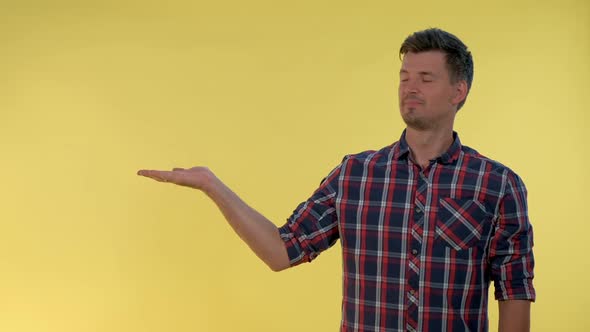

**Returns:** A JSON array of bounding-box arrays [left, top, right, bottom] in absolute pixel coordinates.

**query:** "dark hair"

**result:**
[[399, 28, 474, 110]]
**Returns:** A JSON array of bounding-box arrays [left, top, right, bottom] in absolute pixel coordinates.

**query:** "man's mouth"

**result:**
[[404, 99, 423, 106]]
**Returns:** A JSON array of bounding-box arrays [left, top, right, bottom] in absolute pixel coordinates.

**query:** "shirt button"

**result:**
[[409, 289, 415, 295], [411, 249, 418, 255], [415, 207, 421, 214]]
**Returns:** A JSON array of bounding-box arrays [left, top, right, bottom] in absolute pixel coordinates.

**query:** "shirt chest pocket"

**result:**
[[435, 197, 494, 251]]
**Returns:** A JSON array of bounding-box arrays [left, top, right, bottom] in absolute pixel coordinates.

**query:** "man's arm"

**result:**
[[137, 166, 291, 272], [489, 171, 536, 331], [498, 300, 531, 332]]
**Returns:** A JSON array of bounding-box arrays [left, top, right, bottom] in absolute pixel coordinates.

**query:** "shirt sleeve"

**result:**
[[489, 170, 536, 302], [277, 158, 345, 267]]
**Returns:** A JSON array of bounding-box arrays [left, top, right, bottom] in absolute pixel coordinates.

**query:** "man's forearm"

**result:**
[[498, 300, 531, 332], [203, 173, 291, 272]]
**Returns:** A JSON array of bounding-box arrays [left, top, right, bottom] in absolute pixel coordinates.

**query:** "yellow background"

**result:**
[[1, 0, 588, 331]]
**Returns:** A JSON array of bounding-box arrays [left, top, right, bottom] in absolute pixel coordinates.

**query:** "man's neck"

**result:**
[[405, 127, 454, 169]]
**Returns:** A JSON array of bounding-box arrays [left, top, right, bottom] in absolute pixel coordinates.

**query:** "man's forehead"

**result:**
[[400, 51, 447, 73]]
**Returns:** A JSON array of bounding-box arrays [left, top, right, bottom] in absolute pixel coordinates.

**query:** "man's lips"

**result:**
[[404, 99, 424, 106]]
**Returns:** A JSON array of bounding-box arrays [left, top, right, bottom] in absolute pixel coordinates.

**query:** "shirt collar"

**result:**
[[392, 129, 462, 165]]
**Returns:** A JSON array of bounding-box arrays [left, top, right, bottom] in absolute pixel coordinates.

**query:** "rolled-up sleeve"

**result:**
[[278, 159, 345, 267], [490, 171, 536, 302]]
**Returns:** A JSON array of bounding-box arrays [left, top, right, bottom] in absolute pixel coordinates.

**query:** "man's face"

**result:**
[[398, 51, 463, 131]]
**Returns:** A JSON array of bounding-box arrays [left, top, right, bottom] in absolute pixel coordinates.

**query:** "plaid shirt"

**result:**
[[278, 130, 535, 332]]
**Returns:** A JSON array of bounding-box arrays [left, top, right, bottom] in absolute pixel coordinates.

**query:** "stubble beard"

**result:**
[[401, 107, 433, 131]]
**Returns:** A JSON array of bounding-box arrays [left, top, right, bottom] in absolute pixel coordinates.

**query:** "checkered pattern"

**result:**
[[279, 130, 535, 331]]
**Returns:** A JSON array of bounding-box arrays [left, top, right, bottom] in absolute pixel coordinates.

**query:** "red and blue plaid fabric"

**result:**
[[279, 130, 535, 332]]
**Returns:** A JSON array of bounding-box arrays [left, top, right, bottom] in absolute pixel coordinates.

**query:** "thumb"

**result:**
[[172, 168, 186, 171]]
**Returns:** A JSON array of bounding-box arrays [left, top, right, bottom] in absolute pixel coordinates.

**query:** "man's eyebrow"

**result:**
[[399, 70, 436, 76]]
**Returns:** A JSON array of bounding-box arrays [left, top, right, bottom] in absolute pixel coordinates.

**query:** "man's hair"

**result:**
[[399, 28, 474, 110]]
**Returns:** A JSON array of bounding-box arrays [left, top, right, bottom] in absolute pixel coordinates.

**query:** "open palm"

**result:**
[[137, 167, 211, 190]]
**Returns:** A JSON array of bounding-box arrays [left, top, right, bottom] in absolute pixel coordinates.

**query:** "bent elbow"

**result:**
[[269, 263, 288, 272], [268, 259, 290, 272]]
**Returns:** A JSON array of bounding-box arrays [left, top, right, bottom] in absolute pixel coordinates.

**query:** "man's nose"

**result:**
[[402, 83, 419, 96], [400, 79, 419, 94]]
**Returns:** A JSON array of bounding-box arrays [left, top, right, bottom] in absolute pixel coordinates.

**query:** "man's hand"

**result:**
[[137, 167, 212, 191]]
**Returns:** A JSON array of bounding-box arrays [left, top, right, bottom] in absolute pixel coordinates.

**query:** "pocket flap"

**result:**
[[435, 198, 492, 251]]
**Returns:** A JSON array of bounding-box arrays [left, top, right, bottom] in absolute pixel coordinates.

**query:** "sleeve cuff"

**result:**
[[494, 278, 536, 302], [278, 225, 310, 267]]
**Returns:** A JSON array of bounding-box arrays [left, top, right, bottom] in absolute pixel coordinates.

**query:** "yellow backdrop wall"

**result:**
[[1, 0, 588, 331]]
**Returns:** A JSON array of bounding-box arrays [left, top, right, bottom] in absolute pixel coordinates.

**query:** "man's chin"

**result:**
[[402, 116, 431, 131]]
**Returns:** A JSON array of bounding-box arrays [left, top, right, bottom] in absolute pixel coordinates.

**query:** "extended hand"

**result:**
[[137, 167, 213, 190]]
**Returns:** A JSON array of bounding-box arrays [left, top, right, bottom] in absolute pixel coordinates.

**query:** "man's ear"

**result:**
[[452, 80, 468, 106]]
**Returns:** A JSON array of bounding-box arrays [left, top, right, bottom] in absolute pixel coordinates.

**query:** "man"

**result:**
[[137, 28, 535, 332]]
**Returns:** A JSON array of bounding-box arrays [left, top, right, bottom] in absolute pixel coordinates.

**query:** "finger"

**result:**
[[137, 169, 158, 177], [137, 169, 152, 177], [172, 168, 186, 171], [137, 170, 172, 182]]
